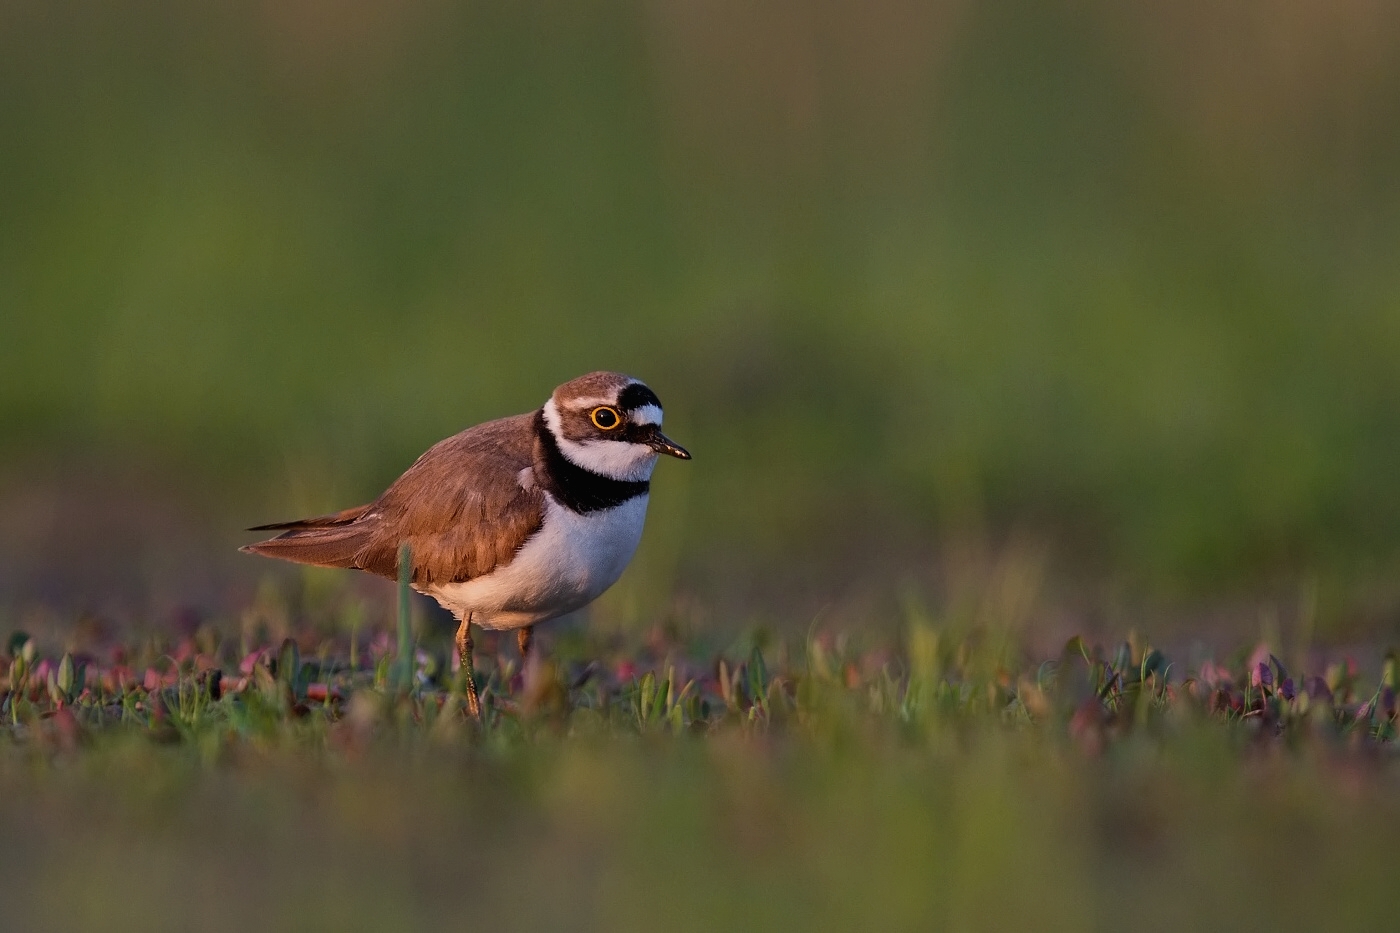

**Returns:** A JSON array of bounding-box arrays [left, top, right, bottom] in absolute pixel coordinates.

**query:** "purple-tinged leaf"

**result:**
[[1247, 643, 1271, 678]]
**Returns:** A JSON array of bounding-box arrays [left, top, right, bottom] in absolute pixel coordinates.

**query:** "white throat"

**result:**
[[543, 398, 660, 482]]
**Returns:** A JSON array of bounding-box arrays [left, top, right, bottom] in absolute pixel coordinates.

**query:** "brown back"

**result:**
[[242, 413, 545, 585]]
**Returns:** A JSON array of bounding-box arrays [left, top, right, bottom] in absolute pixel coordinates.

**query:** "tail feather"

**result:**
[[240, 519, 375, 571]]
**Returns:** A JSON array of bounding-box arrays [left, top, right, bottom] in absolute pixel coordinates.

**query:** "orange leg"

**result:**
[[454, 614, 481, 719]]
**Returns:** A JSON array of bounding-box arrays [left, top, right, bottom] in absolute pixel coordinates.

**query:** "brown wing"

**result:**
[[241, 413, 545, 585]]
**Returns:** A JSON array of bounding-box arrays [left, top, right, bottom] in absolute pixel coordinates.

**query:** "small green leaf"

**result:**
[[748, 647, 768, 711], [8, 656, 27, 692], [638, 672, 656, 723], [56, 653, 74, 700], [277, 638, 301, 694], [651, 674, 668, 722], [255, 660, 279, 702]]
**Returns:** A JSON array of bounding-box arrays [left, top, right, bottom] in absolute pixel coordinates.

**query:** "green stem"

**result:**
[[394, 543, 414, 694]]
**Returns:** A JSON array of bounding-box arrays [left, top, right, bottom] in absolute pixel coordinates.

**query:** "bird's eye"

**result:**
[[590, 406, 621, 430]]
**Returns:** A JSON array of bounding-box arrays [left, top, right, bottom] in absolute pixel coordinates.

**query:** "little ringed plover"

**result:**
[[241, 371, 690, 717]]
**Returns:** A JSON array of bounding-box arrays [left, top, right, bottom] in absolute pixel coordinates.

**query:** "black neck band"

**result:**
[[534, 410, 650, 513]]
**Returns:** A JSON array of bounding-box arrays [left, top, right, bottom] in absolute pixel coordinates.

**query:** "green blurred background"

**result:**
[[3, 0, 1400, 639]]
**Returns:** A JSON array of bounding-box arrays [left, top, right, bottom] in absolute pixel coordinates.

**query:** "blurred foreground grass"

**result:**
[[3, 597, 1400, 932]]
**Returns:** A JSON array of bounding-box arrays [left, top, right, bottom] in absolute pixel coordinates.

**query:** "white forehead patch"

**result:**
[[563, 396, 619, 409], [626, 404, 663, 427], [543, 399, 659, 483]]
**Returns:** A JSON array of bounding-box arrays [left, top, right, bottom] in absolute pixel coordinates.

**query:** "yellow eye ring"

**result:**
[[590, 406, 622, 430]]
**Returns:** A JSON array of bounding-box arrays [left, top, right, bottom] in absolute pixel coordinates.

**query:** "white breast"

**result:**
[[422, 493, 649, 630]]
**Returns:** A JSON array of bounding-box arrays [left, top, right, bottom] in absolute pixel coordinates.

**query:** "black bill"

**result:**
[[644, 427, 691, 460]]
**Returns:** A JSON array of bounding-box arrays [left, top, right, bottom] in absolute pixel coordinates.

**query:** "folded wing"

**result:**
[[240, 413, 544, 585]]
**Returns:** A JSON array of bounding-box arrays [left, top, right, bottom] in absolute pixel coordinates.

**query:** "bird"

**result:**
[[241, 371, 691, 717]]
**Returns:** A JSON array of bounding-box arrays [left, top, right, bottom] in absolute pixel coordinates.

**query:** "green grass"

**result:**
[[3, 591, 1400, 932]]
